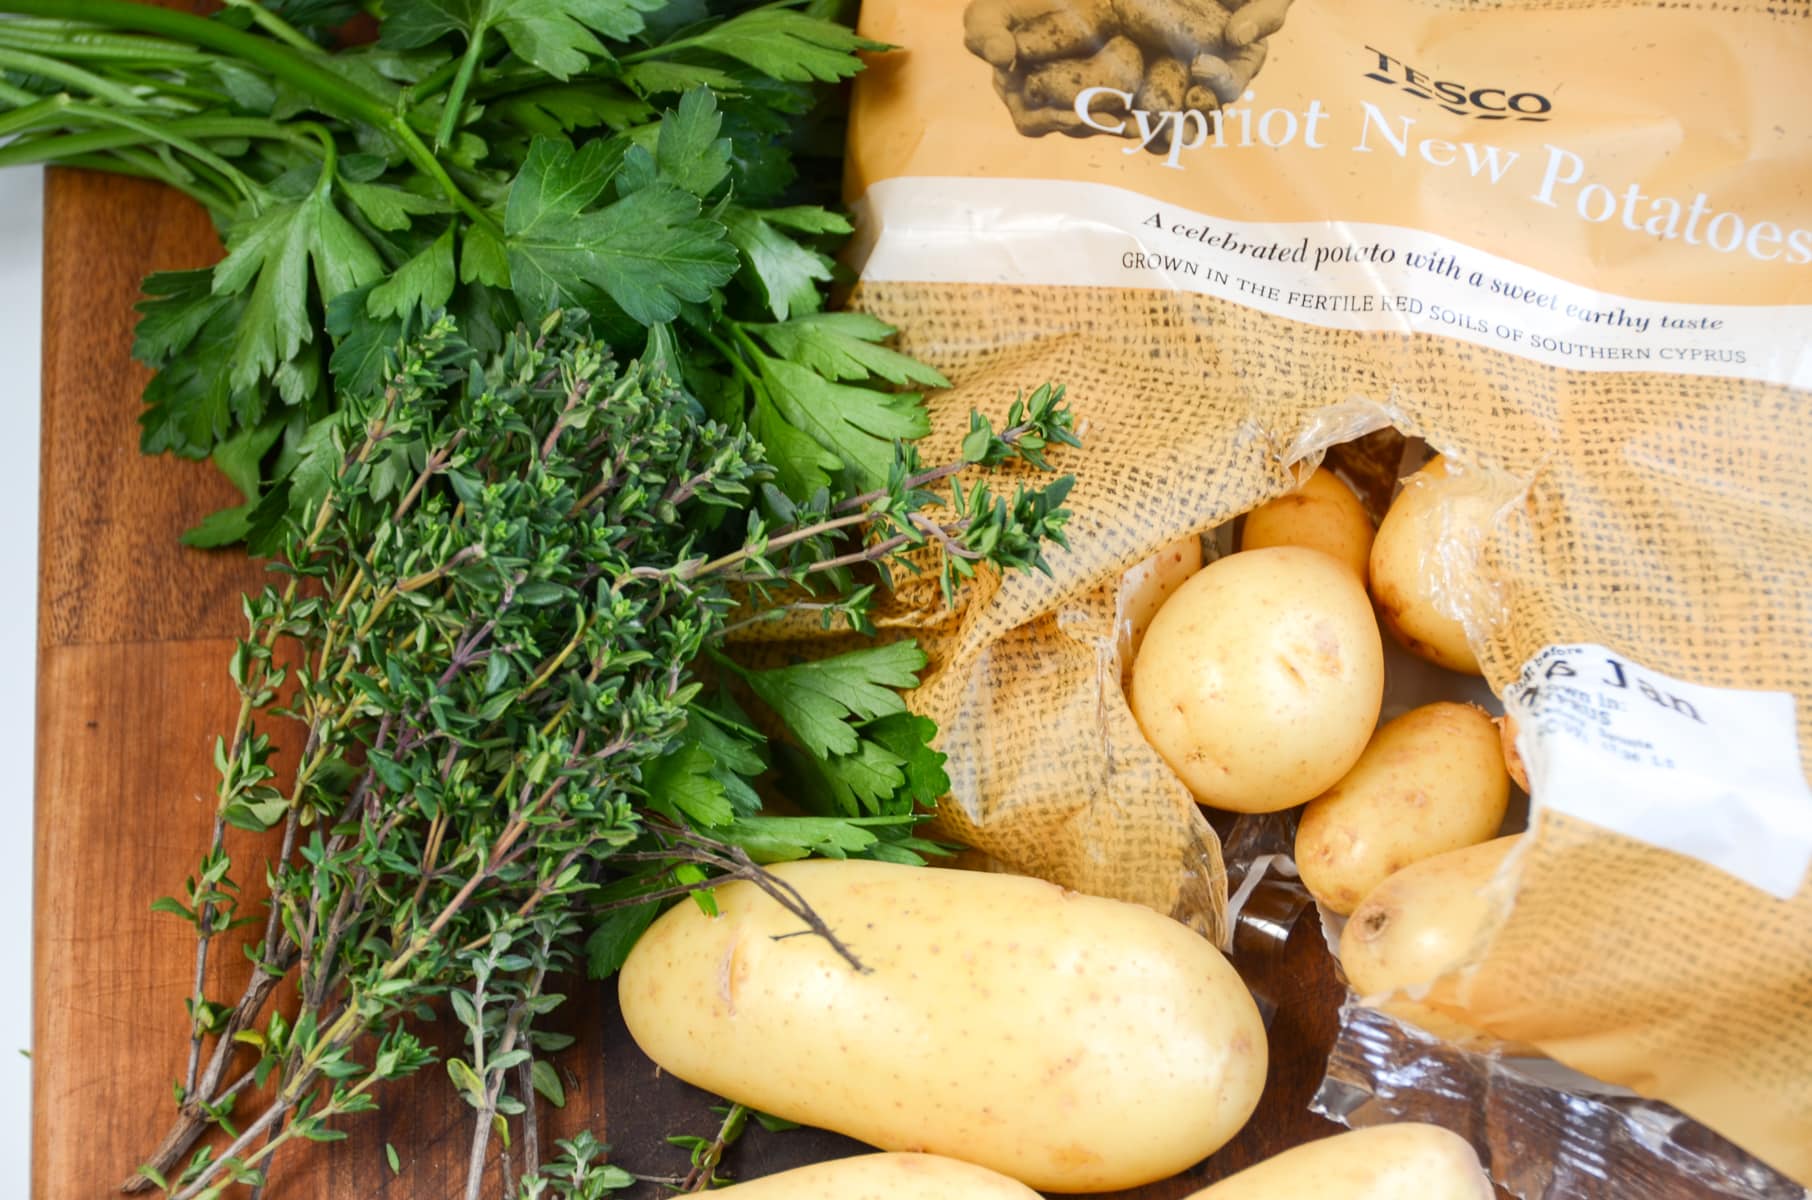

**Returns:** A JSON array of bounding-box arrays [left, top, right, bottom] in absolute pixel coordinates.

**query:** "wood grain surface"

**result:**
[[34, 164, 1426, 1200]]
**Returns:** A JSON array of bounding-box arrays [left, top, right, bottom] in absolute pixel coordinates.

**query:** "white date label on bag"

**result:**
[[1505, 643, 1812, 900]]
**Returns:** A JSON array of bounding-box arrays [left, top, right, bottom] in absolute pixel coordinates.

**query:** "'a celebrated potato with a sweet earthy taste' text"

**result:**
[[1340, 835, 1524, 1048], [1240, 467, 1374, 581], [619, 859, 1268, 1192], [1296, 702, 1511, 914], [1180, 1123, 1492, 1200], [1131, 546, 1385, 812], [1369, 456, 1495, 675], [711, 1152, 1042, 1198]]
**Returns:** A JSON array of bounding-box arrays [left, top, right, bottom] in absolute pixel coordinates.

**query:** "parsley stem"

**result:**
[[0, 45, 140, 105], [404, 55, 465, 110], [0, 21, 219, 66], [220, 0, 321, 56], [700, 327, 763, 393], [54, 100, 264, 207], [435, 21, 488, 153], [0, 0, 503, 236], [60, 148, 233, 212], [0, 1, 384, 120], [0, 95, 65, 140], [0, 115, 315, 170]]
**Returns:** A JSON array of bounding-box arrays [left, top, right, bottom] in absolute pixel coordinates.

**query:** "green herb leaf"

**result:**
[[383, 0, 663, 81], [644, 742, 733, 828], [504, 137, 737, 323], [750, 313, 950, 388], [654, 88, 732, 199], [180, 504, 255, 549], [755, 354, 930, 489], [677, 9, 886, 83], [367, 226, 457, 319], [584, 901, 661, 978], [211, 185, 384, 394], [745, 642, 926, 759], [862, 712, 950, 804], [341, 180, 451, 233], [530, 1059, 566, 1108], [724, 207, 831, 322], [620, 59, 741, 96]]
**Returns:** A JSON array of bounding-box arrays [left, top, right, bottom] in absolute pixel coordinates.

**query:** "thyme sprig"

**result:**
[[142, 312, 1074, 1199]]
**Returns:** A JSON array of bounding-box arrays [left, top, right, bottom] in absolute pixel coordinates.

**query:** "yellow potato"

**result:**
[[619, 859, 1267, 1192], [1340, 835, 1524, 1048], [1118, 535, 1205, 663], [1368, 456, 1493, 675], [1496, 712, 1530, 792], [1296, 702, 1511, 915], [713, 1152, 1041, 1198], [1240, 467, 1374, 581], [1180, 1124, 1492, 1200], [1130, 546, 1385, 813]]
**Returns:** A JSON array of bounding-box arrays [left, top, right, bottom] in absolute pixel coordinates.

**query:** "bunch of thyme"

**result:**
[[141, 311, 1075, 1199]]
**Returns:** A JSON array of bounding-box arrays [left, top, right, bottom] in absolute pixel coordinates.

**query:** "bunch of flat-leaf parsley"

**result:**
[[0, 0, 938, 546]]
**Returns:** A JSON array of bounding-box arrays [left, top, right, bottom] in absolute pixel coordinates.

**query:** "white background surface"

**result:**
[[4, 164, 42, 1192]]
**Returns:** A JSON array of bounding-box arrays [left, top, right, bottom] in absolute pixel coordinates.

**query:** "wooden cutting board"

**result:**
[[32, 164, 1365, 1199]]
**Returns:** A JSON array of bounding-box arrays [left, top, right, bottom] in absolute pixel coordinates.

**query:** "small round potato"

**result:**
[[1240, 467, 1374, 581], [1340, 835, 1524, 1048], [1118, 535, 1204, 663], [713, 1153, 1041, 1198], [1130, 546, 1385, 813], [1368, 456, 1494, 675], [1296, 702, 1510, 915], [1180, 1124, 1492, 1200], [1496, 712, 1530, 792]]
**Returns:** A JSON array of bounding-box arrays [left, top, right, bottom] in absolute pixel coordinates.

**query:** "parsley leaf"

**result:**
[[724, 206, 831, 322], [367, 226, 457, 319], [676, 9, 887, 84], [780, 712, 948, 818], [644, 742, 734, 828], [382, 0, 664, 81], [620, 60, 742, 97], [654, 88, 732, 199], [135, 272, 248, 457], [751, 389, 841, 498], [326, 285, 410, 398], [504, 136, 738, 323], [341, 179, 452, 232], [211, 181, 384, 393], [755, 353, 930, 489], [746, 642, 927, 759], [584, 901, 661, 978], [862, 712, 951, 805], [486, 84, 653, 136], [750, 313, 951, 388]]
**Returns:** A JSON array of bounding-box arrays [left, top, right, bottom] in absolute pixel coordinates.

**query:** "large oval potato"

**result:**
[[714, 1152, 1041, 1198], [1181, 1124, 1491, 1200], [619, 859, 1267, 1192], [1130, 546, 1385, 813], [1340, 835, 1524, 1048], [1368, 456, 1493, 675], [1118, 534, 1204, 663], [1296, 702, 1510, 915], [1240, 467, 1374, 582]]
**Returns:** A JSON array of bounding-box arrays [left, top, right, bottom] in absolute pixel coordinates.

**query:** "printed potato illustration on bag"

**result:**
[[962, 0, 1292, 139], [843, 0, 1812, 1196]]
